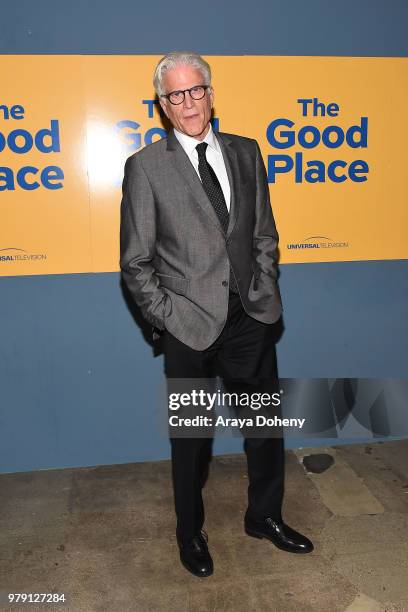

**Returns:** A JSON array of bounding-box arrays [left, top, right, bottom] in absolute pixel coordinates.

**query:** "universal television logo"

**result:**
[[286, 236, 349, 250]]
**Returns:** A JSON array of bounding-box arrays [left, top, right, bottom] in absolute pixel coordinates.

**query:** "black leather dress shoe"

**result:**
[[245, 516, 314, 554], [178, 531, 214, 577]]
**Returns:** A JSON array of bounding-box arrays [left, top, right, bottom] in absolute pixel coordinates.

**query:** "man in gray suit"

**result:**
[[120, 51, 313, 577]]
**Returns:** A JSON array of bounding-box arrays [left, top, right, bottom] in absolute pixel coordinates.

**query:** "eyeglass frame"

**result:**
[[160, 84, 211, 105]]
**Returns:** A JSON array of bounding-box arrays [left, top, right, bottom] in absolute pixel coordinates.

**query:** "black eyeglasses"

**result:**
[[161, 85, 210, 105]]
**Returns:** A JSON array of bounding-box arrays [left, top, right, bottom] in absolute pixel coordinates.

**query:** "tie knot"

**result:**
[[196, 142, 208, 158]]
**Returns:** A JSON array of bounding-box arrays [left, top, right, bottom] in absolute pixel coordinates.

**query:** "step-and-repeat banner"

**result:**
[[1, 55, 407, 276]]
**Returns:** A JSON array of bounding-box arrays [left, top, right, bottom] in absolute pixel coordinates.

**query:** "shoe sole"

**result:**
[[245, 526, 314, 554]]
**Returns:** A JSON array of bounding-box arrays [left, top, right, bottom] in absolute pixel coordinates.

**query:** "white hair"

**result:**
[[153, 51, 211, 97]]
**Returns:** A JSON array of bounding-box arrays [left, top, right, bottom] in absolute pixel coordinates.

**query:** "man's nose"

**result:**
[[183, 91, 194, 108]]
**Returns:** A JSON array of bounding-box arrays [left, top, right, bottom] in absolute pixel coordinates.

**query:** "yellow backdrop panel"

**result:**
[[0, 55, 406, 276], [1, 56, 91, 276]]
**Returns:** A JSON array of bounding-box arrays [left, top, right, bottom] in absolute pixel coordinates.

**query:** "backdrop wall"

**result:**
[[1, 0, 407, 473]]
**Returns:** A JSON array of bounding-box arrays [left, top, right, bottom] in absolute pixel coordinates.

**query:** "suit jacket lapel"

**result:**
[[166, 128, 240, 238], [213, 130, 240, 239], [166, 128, 223, 234]]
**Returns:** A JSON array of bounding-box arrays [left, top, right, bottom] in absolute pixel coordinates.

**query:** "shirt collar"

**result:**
[[173, 123, 220, 157]]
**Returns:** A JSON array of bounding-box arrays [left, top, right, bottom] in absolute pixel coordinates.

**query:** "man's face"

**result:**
[[159, 64, 214, 141]]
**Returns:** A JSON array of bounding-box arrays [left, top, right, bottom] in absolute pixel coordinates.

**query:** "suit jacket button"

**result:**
[[222, 280, 228, 287]]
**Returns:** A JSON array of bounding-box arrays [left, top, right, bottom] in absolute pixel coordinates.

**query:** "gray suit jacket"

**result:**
[[120, 128, 282, 350]]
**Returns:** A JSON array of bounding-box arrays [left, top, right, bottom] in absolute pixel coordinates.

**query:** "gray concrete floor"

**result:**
[[0, 440, 407, 611]]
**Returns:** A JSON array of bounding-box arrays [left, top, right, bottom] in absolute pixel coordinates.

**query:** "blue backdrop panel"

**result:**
[[1, 0, 408, 57], [1, 260, 407, 473]]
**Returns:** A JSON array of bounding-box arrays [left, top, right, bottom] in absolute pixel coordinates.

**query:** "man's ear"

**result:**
[[159, 98, 169, 118], [209, 86, 215, 109]]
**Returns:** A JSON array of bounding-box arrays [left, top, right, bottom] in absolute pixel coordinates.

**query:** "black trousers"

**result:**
[[163, 292, 285, 543]]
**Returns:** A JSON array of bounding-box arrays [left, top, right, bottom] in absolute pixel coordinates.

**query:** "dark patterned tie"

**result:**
[[196, 142, 238, 293], [196, 142, 229, 232]]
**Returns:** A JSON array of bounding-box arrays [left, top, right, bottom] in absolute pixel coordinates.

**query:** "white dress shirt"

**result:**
[[173, 124, 231, 211]]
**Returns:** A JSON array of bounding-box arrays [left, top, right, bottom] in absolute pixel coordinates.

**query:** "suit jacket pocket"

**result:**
[[251, 261, 278, 296], [251, 261, 261, 291], [156, 273, 189, 296]]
